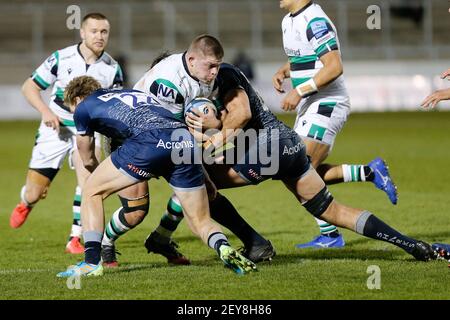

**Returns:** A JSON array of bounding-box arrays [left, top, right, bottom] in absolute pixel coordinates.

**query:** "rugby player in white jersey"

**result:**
[[273, 0, 398, 248], [9, 13, 123, 254], [100, 35, 274, 267]]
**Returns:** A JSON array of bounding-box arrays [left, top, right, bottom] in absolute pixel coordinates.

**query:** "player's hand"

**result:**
[[42, 109, 60, 132], [272, 71, 286, 93], [421, 88, 450, 109], [281, 89, 302, 111], [185, 107, 221, 130], [441, 68, 450, 80]]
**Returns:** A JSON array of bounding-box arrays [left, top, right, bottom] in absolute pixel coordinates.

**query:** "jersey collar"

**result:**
[[77, 42, 106, 64], [290, 1, 313, 17], [182, 51, 200, 82]]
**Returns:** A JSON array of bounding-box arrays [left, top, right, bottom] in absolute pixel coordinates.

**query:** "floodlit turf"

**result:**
[[0, 111, 449, 300]]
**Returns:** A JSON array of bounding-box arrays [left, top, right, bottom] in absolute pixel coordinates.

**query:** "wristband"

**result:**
[[295, 78, 318, 97]]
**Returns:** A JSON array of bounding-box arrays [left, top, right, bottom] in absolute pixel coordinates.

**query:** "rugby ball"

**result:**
[[184, 97, 218, 117]]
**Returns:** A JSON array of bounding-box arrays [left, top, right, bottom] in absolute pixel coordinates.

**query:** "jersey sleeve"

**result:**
[[305, 17, 339, 58], [73, 103, 93, 135], [111, 64, 124, 89], [31, 51, 59, 90], [149, 78, 185, 107]]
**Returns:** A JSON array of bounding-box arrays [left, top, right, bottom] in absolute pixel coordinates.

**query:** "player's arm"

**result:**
[[272, 61, 291, 93], [441, 68, 450, 80], [282, 18, 343, 111], [22, 77, 60, 132], [76, 134, 98, 173], [203, 88, 251, 151], [25, 51, 60, 131], [314, 51, 343, 89]]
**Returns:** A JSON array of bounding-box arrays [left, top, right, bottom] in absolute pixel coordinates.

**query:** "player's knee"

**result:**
[[24, 186, 43, 204], [118, 194, 150, 225], [26, 169, 55, 203], [302, 186, 334, 218]]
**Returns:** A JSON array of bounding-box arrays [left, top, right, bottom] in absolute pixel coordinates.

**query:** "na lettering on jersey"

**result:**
[[150, 78, 184, 105]]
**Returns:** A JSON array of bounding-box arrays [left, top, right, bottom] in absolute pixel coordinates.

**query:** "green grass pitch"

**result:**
[[0, 111, 449, 300]]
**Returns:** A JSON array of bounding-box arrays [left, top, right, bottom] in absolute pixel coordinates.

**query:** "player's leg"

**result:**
[[295, 137, 345, 248], [10, 123, 68, 228], [65, 137, 102, 254], [102, 181, 151, 267], [145, 143, 274, 264], [57, 156, 138, 278], [10, 169, 54, 229], [172, 183, 256, 274], [283, 168, 440, 262], [205, 164, 275, 262], [297, 99, 397, 201], [160, 128, 256, 274]]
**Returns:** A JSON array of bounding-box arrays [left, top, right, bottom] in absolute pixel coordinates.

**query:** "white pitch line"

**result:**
[[0, 264, 156, 275]]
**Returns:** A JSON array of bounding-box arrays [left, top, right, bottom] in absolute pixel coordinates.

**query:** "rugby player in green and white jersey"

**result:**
[[273, 0, 398, 248], [9, 13, 123, 255], [100, 35, 274, 267]]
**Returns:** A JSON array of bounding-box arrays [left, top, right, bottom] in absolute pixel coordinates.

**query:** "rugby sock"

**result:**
[[314, 217, 339, 236], [355, 211, 417, 253], [154, 195, 184, 243], [209, 194, 268, 248], [102, 207, 132, 246], [69, 186, 82, 240], [342, 165, 374, 182], [20, 186, 34, 208], [84, 231, 103, 265], [207, 232, 230, 255]]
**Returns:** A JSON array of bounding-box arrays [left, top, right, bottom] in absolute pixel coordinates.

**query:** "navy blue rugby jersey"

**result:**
[[74, 89, 186, 139], [213, 63, 297, 140]]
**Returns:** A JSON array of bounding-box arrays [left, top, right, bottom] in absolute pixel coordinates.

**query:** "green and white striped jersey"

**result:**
[[133, 53, 216, 121], [31, 44, 123, 124], [282, 2, 347, 96]]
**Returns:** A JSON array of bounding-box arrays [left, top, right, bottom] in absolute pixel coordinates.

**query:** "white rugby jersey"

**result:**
[[31, 44, 123, 124], [133, 53, 216, 120], [282, 1, 347, 96]]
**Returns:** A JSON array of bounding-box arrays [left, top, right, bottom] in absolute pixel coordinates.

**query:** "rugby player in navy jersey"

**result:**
[[56, 76, 257, 277], [147, 63, 448, 264]]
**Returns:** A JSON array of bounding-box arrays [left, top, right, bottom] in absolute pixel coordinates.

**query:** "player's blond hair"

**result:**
[[81, 13, 109, 27], [64, 76, 102, 107], [188, 34, 224, 59]]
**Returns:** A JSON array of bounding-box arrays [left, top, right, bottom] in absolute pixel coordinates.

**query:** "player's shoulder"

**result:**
[[152, 53, 184, 75], [148, 53, 186, 88], [218, 63, 241, 78], [98, 51, 120, 68], [304, 3, 331, 24]]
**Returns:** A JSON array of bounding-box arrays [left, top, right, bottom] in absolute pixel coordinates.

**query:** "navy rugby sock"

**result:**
[[84, 231, 103, 265], [209, 194, 268, 248], [207, 232, 230, 255]]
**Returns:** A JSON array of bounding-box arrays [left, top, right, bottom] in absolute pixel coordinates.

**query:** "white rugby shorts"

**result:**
[[294, 93, 350, 148], [29, 121, 101, 170]]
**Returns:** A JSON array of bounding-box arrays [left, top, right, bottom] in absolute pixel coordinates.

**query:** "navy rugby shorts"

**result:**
[[110, 128, 205, 190], [231, 133, 311, 185]]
